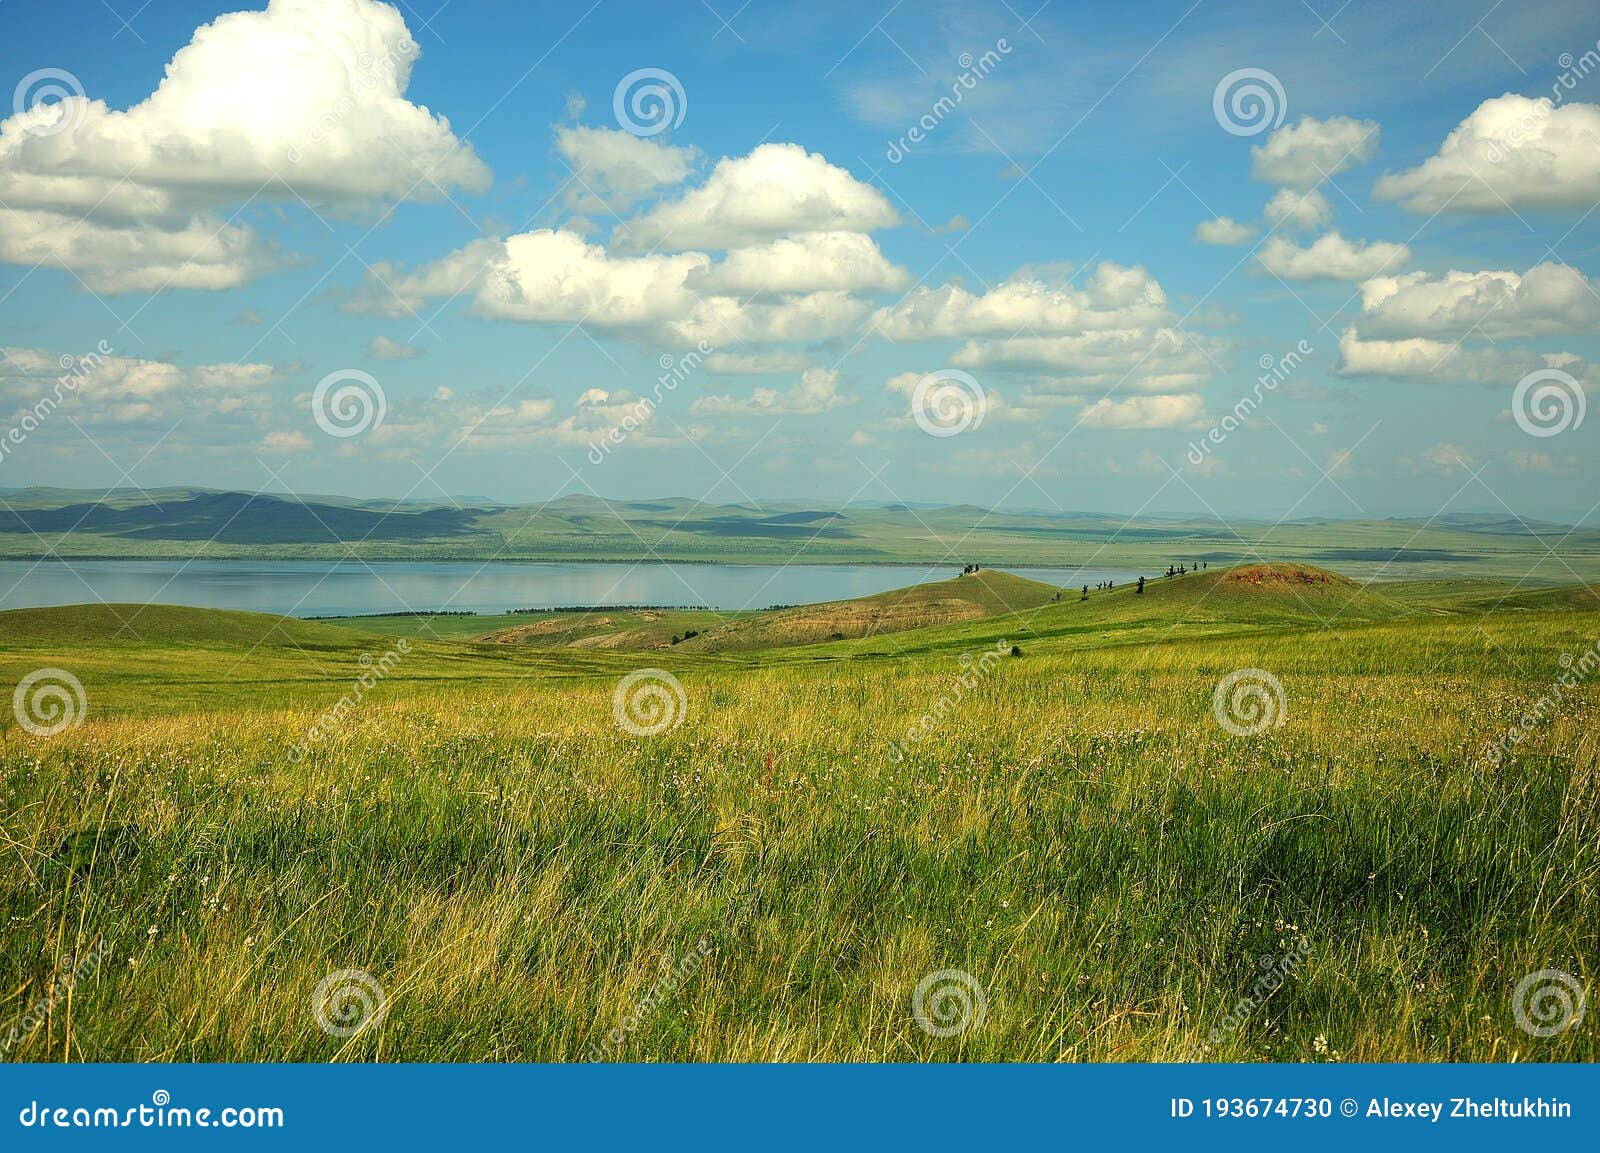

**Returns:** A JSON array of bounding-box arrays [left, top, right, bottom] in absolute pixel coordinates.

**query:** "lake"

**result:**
[[0, 560, 1147, 618]]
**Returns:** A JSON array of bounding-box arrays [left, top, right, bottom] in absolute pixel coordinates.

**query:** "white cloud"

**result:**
[[0, 0, 487, 291], [870, 262, 1170, 340], [1374, 95, 1600, 212], [1263, 187, 1332, 231], [1357, 263, 1600, 339], [368, 336, 421, 360], [691, 366, 855, 417], [1403, 443, 1474, 475], [614, 142, 897, 251], [1251, 115, 1379, 187], [689, 231, 908, 294], [1333, 327, 1592, 384], [1074, 393, 1206, 429], [1257, 231, 1409, 281], [1195, 216, 1255, 245], [552, 124, 696, 212]]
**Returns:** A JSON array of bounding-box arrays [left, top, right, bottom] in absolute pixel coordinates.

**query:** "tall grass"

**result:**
[[1, 608, 1596, 1061]]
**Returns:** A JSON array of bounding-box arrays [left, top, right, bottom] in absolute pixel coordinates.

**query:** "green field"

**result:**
[[1, 565, 1596, 1061]]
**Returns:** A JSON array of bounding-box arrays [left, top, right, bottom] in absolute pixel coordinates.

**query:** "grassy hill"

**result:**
[[1, 566, 1597, 1061]]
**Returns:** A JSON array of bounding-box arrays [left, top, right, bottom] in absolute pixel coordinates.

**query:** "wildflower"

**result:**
[[1313, 1034, 1328, 1053]]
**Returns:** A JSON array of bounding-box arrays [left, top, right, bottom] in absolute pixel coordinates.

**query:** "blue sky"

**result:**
[[1, 0, 1598, 521]]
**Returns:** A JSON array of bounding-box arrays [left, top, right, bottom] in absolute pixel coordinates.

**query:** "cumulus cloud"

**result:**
[[1357, 263, 1600, 339], [553, 124, 696, 213], [1251, 115, 1379, 187], [1, 346, 275, 437], [1074, 393, 1206, 429], [0, 0, 487, 291], [1333, 327, 1592, 385], [1374, 95, 1600, 212], [688, 231, 909, 294], [613, 142, 897, 251], [368, 336, 421, 359], [1257, 231, 1409, 281], [691, 366, 855, 417], [1195, 216, 1255, 245], [1263, 187, 1332, 231], [869, 262, 1170, 340]]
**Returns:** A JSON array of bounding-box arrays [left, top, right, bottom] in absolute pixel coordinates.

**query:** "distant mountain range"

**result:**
[[0, 486, 1592, 582]]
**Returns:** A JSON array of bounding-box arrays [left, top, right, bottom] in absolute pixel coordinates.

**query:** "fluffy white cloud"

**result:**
[[1357, 263, 1600, 339], [691, 366, 855, 417], [1195, 216, 1255, 245], [950, 329, 1222, 394], [869, 262, 1170, 340], [1075, 393, 1206, 429], [1333, 328, 1592, 385], [1374, 95, 1600, 212], [1257, 231, 1409, 281], [1, 346, 274, 432], [1403, 443, 1474, 475], [1251, 115, 1379, 187], [0, 0, 487, 291], [689, 232, 908, 294], [368, 336, 421, 359], [553, 124, 696, 213], [614, 142, 897, 251], [1263, 187, 1332, 231]]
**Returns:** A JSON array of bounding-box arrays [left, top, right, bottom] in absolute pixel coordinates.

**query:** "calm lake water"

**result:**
[[0, 560, 1146, 618]]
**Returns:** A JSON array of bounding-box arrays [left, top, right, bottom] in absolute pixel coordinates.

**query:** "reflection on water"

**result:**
[[0, 560, 1148, 618]]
